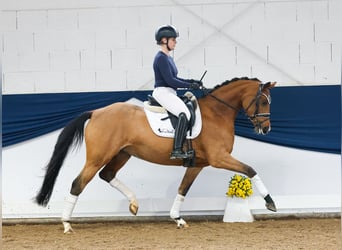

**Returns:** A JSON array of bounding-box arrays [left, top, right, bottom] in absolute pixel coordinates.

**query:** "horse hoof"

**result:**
[[264, 194, 277, 212], [63, 221, 74, 234], [64, 229, 74, 234], [174, 217, 189, 229], [266, 202, 277, 212], [129, 201, 139, 215]]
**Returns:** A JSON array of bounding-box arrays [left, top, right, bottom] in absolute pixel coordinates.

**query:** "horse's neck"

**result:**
[[199, 85, 244, 117], [198, 92, 238, 130]]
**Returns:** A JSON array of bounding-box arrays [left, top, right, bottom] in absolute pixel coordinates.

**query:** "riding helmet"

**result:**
[[155, 25, 179, 44]]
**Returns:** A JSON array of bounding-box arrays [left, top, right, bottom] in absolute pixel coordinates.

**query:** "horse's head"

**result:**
[[242, 81, 276, 135]]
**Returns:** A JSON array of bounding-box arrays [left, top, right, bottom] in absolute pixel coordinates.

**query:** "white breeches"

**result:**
[[152, 87, 191, 120]]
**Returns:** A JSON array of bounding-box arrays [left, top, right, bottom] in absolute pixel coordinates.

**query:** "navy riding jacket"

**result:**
[[153, 51, 191, 90]]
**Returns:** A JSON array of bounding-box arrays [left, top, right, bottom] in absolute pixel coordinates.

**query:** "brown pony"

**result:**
[[35, 77, 277, 233]]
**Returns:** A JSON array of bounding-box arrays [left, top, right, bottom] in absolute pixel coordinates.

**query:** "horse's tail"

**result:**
[[35, 111, 92, 206]]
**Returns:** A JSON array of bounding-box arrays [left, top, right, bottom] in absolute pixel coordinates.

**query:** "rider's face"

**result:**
[[162, 37, 177, 50], [167, 37, 177, 50]]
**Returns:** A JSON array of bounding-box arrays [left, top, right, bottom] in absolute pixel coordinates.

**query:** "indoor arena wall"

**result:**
[[2, 0, 341, 220]]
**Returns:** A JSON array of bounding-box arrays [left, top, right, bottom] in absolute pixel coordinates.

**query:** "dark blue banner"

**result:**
[[3, 86, 341, 154], [234, 85, 341, 154]]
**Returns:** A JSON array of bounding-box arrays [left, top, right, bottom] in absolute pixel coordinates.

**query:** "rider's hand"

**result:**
[[193, 80, 203, 86], [189, 79, 203, 89], [189, 82, 201, 90]]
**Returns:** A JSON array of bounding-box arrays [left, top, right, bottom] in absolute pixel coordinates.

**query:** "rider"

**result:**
[[152, 25, 202, 159]]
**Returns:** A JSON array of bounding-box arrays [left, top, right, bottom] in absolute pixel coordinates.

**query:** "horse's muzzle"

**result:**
[[262, 125, 271, 135], [251, 116, 271, 135], [256, 124, 271, 135]]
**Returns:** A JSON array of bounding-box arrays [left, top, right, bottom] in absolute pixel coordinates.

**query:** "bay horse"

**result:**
[[35, 77, 277, 233]]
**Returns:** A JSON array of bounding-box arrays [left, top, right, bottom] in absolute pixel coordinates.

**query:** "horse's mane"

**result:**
[[206, 77, 260, 95]]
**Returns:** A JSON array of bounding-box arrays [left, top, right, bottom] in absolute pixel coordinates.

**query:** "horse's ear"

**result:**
[[264, 81, 276, 89]]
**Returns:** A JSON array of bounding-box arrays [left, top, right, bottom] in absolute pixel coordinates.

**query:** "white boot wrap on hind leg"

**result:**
[[110, 178, 136, 202], [62, 193, 78, 221], [251, 174, 269, 197], [170, 194, 185, 219]]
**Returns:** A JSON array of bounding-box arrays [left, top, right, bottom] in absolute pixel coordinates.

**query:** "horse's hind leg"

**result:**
[[171, 167, 203, 228], [62, 161, 103, 233], [98, 151, 138, 215]]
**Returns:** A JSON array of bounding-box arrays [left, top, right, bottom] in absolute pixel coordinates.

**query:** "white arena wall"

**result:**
[[1, 0, 341, 93], [2, 118, 340, 219], [2, 0, 341, 220]]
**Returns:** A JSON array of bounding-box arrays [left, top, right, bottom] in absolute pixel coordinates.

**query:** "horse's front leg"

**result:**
[[171, 167, 203, 228], [210, 154, 277, 212], [251, 173, 277, 212]]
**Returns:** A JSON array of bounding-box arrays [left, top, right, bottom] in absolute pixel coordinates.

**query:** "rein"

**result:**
[[207, 91, 240, 112], [201, 82, 271, 128]]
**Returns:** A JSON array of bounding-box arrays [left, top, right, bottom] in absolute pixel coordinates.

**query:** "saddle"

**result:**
[[144, 92, 199, 167], [146, 92, 197, 133]]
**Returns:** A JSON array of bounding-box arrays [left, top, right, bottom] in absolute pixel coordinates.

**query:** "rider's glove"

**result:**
[[193, 80, 203, 86], [189, 82, 201, 90], [189, 79, 203, 89]]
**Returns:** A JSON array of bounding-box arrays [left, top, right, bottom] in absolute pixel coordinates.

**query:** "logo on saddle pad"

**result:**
[[144, 92, 202, 139]]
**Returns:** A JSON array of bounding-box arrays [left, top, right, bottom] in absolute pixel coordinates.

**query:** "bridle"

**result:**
[[244, 83, 271, 122], [202, 82, 272, 129]]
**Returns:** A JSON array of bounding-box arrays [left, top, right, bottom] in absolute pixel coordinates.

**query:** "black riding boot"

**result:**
[[170, 113, 189, 159]]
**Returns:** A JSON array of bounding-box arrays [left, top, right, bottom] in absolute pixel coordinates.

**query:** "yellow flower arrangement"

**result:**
[[226, 174, 253, 198]]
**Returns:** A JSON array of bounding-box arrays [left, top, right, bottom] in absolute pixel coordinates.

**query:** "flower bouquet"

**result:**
[[226, 174, 253, 199], [223, 174, 254, 222]]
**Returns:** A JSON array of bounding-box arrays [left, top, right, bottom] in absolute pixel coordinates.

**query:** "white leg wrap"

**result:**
[[61, 193, 78, 222], [109, 178, 136, 202], [170, 194, 185, 219], [251, 174, 269, 197]]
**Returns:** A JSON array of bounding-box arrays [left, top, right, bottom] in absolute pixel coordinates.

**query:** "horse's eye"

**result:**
[[261, 100, 268, 106]]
